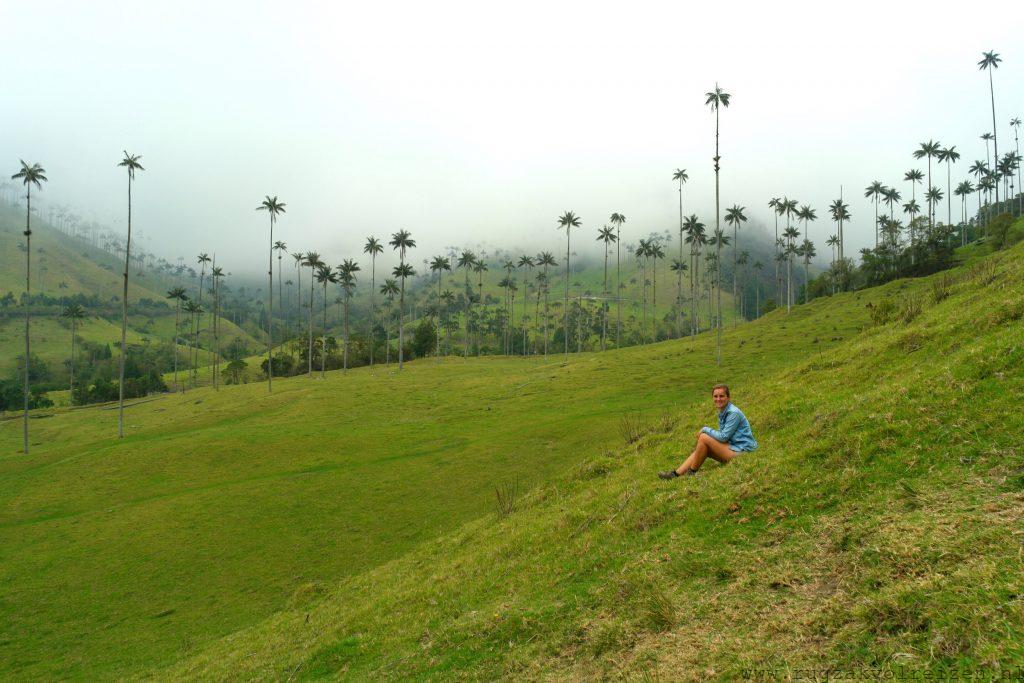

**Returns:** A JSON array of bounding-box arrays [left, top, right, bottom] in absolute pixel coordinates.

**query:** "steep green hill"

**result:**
[[1, 237, 1020, 678], [0, 204, 259, 383]]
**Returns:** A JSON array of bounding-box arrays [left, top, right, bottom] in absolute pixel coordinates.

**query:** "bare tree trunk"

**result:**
[[22, 187, 31, 453], [118, 175, 132, 438]]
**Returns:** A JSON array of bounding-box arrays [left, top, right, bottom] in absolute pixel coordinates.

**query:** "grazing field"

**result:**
[[2, 239, 1022, 679]]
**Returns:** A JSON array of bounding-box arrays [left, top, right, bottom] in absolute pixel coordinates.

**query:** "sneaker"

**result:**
[[658, 470, 679, 480]]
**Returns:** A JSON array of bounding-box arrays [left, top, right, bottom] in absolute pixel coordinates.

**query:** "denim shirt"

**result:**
[[701, 402, 757, 452]]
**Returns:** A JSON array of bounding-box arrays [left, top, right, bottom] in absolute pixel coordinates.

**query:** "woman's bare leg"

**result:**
[[676, 433, 735, 474]]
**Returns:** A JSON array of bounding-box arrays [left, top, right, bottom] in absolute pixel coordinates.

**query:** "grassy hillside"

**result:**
[[0, 205, 259, 383], [1, 238, 1020, 678], [166, 244, 1024, 678]]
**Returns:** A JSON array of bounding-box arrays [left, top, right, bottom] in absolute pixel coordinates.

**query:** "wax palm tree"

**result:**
[[978, 51, 1001, 203], [1012, 117, 1022, 214], [210, 266, 224, 389], [683, 214, 706, 335], [881, 188, 901, 223], [500, 259, 515, 354], [799, 239, 816, 303], [706, 84, 731, 294], [472, 259, 488, 355], [936, 146, 960, 226], [430, 255, 451, 357], [596, 226, 616, 349], [913, 141, 942, 229], [256, 195, 285, 392], [194, 252, 211, 381], [648, 241, 665, 343], [902, 199, 920, 253], [110, 152, 146, 437], [904, 170, 923, 247], [362, 237, 383, 366], [337, 258, 360, 371], [724, 204, 747, 318], [439, 289, 455, 355], [925, 187, 944, 225], [183, 299, 202, 385], [609, 212, 626, 345], [456, 250, 476, 356], [301, 251, 322, 375], [390, 229, 416, 369], [62, 304, 85, 401], [672, 169, 688, 334], [166, 287, 187, 390], [864, 181, 886, 246], [536, 251, 557, 356], [390, 262, 416, 365], [557, 211, 581, 360], [291, 251, 304, 324], [380, 279, 399, 364], [782, 226, 800, 311], [825, 234, 839, 267], [829, 199, 850, 263], [314, 264, 337, 378], [517, 255, 535, 354], [708, 228, 730, 361], [11, 160, 46, 453], [954, 181, 975, 244], [272, 241, 287, 310], [767, 197, 783, 303]]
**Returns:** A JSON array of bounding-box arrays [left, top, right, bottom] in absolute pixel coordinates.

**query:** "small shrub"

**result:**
[[896, 296, 923, 325], [619, 412, 644, 444], [969, 258, 998, 286], [495, 479, 519, 517], [929, 275, 954, 304], [868, 297, 895, 326], [657, 410, 675, 433]]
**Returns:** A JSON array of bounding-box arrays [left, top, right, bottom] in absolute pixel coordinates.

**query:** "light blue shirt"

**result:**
[[701, 402, 757, 452]]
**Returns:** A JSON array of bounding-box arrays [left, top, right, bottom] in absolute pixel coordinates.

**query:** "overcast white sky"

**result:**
[[3, 0, 1022, 273]]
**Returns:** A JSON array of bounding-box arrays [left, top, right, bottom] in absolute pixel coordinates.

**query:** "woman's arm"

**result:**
[[701, 411, 740, 443]]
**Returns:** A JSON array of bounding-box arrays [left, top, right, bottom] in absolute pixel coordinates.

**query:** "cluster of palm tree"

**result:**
[[10, 51, 1020, 452]]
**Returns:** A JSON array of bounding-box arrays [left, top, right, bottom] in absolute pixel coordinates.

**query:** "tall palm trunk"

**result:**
[[118, 174, 133, 438], [369, 255, 376, 367], [640, 255, 647, 343], [564, 233, 570, 360], [543, 265, 550, 357], [464, 268, 471, 358], [308, 273, 315, 376], [385, 303, 392, 365], [20, 188, 33, 452], [601, 243, 609, 350], [773, 212, 780, 303], [651, 258, 658, 343], [946, 162, 952, 227], [277, 254, 282, 311], [436, 272, 443, 359], [69, 315, 77, 401], [321, 281, 328, 378], [988, 68, 999, 204], [615, 226, 621, 347], [926, 157, 933, 230], [266, 218, 274, 392], [173, 298, 181, 390], [713, 105, 723, 366], [213, 280, 220, 390], [398, 276, 406, 369]]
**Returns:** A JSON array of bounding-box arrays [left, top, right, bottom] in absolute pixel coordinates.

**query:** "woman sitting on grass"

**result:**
[[658, 383, 757, 479]]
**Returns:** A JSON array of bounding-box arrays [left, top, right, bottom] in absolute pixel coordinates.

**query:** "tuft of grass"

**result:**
[[495, 479, 520, 517], [619, 412, 644, 444]]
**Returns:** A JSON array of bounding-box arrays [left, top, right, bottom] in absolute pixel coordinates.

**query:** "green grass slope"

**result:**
[[0, 267, 868, 678], [1, 241, 1020, 679], [162, 246, 1024, 679]]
